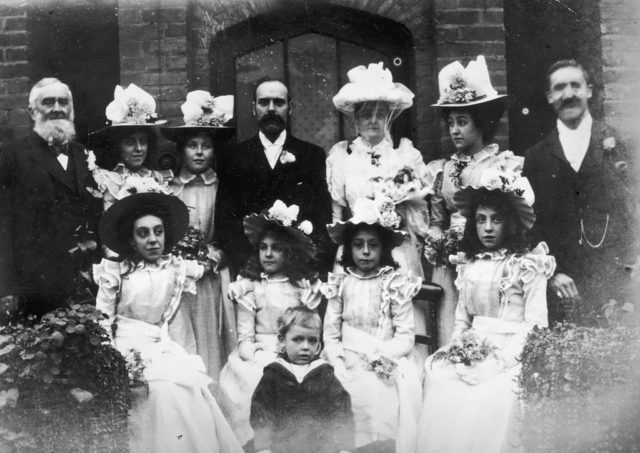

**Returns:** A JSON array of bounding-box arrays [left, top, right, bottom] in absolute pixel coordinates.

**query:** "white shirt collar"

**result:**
[[557, 112, 592, 172], [259, 130, 287, 169]]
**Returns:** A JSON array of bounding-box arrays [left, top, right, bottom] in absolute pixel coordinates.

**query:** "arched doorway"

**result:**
[[210, 5, 414, 151]]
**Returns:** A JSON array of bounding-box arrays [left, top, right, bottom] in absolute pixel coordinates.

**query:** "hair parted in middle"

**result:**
[[339, 223, 399, 271], [459, 190, 530, 257], [440, 101, 505, 144]]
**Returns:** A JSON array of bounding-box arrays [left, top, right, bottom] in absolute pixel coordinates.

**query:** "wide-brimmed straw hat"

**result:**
[[99, 191, 189, 256], [333, 62, 414, 115], [243, 200, 316, 257], [90, 84, 166, 144], [327, 197, 407, 246], [432, 55, 509, 108], [161, 90, 234, 142], [453, 167, 535, 230]]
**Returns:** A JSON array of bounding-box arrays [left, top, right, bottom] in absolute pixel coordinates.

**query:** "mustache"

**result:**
[[560, 98, 581, 109], [258, 113, 285, 126], [33, 118, 76, 145]]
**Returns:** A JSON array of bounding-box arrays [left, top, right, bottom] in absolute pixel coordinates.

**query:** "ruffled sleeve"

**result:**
[[229, 276, 257, 344], [321, 272, 347, 364], [326, 141, 349, 212], [452, 256, 473, 338], [378, 271, 421, 359], [181, 258, 205, 295], [299, 278, 323, 310], [93, 259, 123, 336], [397, 138, 428, 180], [519, 242, 556, 329]]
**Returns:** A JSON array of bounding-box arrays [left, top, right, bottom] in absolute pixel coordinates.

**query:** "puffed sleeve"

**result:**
[[229, 277, 257, 344], [181, 257, 205, 295], [321, 272, 347, 364], [519, 242, 556, 330], [299, 278, 323, 310], [326, 141, 349, 221], [378, 272, 421, 359], [398, 138, 428, 180], [93, 259, 123, 336]]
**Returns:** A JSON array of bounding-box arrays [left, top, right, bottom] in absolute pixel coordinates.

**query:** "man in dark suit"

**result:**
[[523, 60, 635, 323], [215, 78, 332, 274], [0, 78, 102, 322]]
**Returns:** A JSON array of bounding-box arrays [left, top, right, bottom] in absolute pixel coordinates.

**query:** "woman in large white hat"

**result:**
[[425, 55, 526, 346], [327, 62, 430, 279], [89, 83, 168, 211], [160, 90, 235, 387]]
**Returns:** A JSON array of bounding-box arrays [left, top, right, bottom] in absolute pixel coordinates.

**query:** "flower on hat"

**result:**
[[478, 167, 526, 197], [297, 220, 313, 235], [268, 200, 300, 227], [347, 62, 394, 89], [436, 56, 502, 106], [115, 175, 171, 200], [181, 91, 234, 127], [374, 196, 402, 229], [105, 84, 160, 125]]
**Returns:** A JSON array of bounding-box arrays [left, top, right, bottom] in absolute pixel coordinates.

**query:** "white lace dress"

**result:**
[[93, 256, 243, 453], [415, 243, 556, 453]]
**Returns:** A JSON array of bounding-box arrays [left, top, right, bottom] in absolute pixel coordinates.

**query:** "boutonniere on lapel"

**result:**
[[279, 150, 296, 165], [602, 136, 628, 173]]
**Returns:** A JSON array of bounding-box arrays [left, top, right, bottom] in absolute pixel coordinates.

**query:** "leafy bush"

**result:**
[[0, 304, 130, 452], [519, 317, 640, 452]]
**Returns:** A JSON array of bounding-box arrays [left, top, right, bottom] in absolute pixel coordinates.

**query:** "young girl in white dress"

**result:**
[[415, 177, 556, 453], [93, 192, 242, 453], [323, 197, 422, 453], [217, 200, 323, 447]]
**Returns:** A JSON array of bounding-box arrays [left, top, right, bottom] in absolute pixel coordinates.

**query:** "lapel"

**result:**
[[26, 132, 77, 193], [271, 133, 300, 187], [546, 128, 575, 174], [248, 134, 273, 175], [577, 121, 605, 179]]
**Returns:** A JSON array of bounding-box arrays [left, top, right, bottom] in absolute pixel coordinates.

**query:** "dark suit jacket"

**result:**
[[215, 133, 332, 272], [0, 131, 102, 316], [523, 120, 635, 315]]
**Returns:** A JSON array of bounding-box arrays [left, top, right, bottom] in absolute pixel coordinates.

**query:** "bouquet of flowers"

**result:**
[[432, 330, 497, 367], [368, 355, 399, 384], [370, 166, 429, 205], [424, 227, 464, 267], [170, 226, 210, 265]]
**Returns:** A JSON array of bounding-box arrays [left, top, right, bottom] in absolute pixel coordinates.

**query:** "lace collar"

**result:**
[[451, 143, 499, 164], [474, 248, 509, 261], [260, 272, 290, 283], [350, 136, 393, 154], [112, 162, 155, 176], [177, 167, 217, 185], [346, 265, 394, 280]]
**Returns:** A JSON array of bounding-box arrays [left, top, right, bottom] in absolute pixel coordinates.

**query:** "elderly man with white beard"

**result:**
[[0, 78, 102, 322]]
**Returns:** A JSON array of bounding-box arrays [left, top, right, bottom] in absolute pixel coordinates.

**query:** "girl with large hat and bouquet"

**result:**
[[89, 83, 169, 211], [425, 55, 526, 346], [93, 185, 243, 453], [415, 168, 555, 453], [323, 197, 422, 453], [217, 200, 323, 448], [327, 62, 431, 278], [160, 90, 235, 387]]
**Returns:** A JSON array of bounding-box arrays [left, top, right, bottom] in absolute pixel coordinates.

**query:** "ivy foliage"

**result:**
[[0, 304, 130, 452], [519, 303, 640, 452]]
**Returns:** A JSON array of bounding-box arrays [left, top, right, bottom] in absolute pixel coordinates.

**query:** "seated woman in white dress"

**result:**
[[323, 198, 422, 453], [89, 84, 168, 211], [415, 170, 556, 453], [93, 191, 243, 453], [217, 200, 323, 448]]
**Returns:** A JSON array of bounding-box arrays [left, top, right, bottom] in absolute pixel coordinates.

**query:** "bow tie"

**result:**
[[49, 143, 69, 156]]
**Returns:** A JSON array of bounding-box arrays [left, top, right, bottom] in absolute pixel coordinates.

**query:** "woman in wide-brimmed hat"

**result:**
[[327, 62, 430, 279], [93, 189, 243, 453], [416, 170, 555, 453], [424, 55, 528, 346], [216, 200, 323, 447], [322, 197, 422, 453], [89, 83, 168, 211], [160, 90, 235, 386]]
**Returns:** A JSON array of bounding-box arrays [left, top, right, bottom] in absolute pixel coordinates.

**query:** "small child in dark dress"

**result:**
[[250, 306, 355, 453]]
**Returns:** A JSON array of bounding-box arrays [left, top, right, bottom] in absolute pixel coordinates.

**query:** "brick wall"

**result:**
[[0, 3, 29, 145], [117, 0, 188, 123], [434, 0, 507, 156], [599, 0, 640, 147]]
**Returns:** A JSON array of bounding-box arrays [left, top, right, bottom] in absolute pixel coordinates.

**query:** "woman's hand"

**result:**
[[238, 340, 263, 361], [333, 357, 351, 382]]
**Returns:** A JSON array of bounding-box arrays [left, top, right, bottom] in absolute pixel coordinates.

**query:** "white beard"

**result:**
[[33, 118, 76, 146]]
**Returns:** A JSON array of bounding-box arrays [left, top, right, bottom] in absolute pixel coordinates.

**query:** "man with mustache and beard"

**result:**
[[0, 78, 101, 323], [215, 78, 332, 275], [523, 60, 636, 324]]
